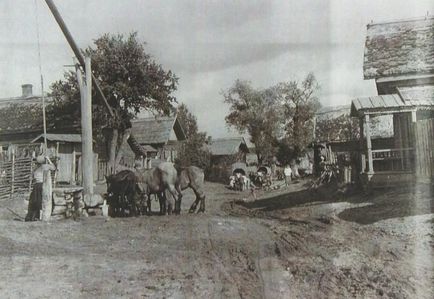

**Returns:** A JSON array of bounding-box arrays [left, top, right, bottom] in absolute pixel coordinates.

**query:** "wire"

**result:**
[[34, 0, 48, 153]]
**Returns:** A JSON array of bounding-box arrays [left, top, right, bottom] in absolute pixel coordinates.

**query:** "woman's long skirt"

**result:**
[[25, 183, 43, 221]]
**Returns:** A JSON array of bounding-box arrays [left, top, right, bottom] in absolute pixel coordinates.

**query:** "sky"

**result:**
[[1, 0, 434, 138]]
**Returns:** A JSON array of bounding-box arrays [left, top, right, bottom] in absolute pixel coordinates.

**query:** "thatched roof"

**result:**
[[207, 137, 249, 156], [364, 16, 434, 79], [131, 116, 186, 145]]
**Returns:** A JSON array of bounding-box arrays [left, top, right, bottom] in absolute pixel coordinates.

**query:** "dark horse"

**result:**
[[105, 170, 141, 217]]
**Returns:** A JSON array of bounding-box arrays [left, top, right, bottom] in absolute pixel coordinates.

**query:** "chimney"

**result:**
[[21, 84, 33, 97]]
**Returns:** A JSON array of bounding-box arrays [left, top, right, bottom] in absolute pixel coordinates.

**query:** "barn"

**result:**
[[351, 16, 434, 186]]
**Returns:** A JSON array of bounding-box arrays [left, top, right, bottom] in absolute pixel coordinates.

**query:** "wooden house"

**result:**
[[118, 116, 186, 168], [351, 16, 434, 186], [206, 137, 249, 182], [207, 137, 249, 164]]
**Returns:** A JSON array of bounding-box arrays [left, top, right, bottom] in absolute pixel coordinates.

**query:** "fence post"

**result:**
[[28, 157, 34, 192], [11, 148, 15, 199]]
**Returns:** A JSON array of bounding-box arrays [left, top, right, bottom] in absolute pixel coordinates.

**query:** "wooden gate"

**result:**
[[414, 119, 434, 177]]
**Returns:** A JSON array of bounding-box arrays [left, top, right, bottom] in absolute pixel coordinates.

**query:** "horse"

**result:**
[[177, 166, 206, 213], [135, 162, 180, 215], [105, 170, 141, 217]]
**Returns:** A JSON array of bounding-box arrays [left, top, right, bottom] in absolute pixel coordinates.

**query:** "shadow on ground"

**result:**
[[229, 180, 434, 225]]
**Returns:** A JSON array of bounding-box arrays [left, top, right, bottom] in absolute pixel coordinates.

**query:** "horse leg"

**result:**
[[157, 192, 166, 215], [175, 184, 183, 214], [129, 191, 138, 217], [166, 184, 178, 215], [198, 195, 206, 213], [189, 188, 200, 213], [189, 182, 206, 213]]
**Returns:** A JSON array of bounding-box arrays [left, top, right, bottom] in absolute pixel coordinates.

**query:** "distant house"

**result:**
[[118, 116, 186, 167], [0, 84, 54, 145], [206, 137, 249, 182], [350, 16, 434, 184], [207, 137, 249, 164], [0, 85, 100, 185]]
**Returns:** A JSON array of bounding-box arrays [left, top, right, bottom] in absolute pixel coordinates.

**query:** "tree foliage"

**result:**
[[48, 32, 178, 164], [224, 74, 320, 165], [315, 114, 360, 142], [223, 80, 282, 164], [175, 104, 211, 170], [277, 73, 321, 153]]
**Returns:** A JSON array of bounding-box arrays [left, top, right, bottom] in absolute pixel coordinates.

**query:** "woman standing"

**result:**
[[25, 155, 56, 222]]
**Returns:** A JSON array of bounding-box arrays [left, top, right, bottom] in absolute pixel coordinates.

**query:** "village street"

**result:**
[[0, 180, 433, 298]]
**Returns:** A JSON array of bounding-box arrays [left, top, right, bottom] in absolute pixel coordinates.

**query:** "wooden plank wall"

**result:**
[[414, 118, 434, 177], [393, 113, 414, 171]]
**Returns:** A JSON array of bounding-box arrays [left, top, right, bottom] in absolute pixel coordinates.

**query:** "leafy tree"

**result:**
[[223, 80, 282, 165], [276, 140, 297, 166], [315, 114, 360, 142], [48, 32, 178, 170], [175, 104, 211, 170], [224, 74, 320, 165], [277, 73, 321, 154]]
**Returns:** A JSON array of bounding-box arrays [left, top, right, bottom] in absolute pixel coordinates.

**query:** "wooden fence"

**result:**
[[0, 144, 39, 199]]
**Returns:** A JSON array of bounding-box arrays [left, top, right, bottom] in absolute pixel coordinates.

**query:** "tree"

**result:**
[[175, 104, 211, 170], [315, 114, 360, 142], [48, 32, 178, 170], [277, 73, 321, 155], [223, 80, 282, 165], [224, 74, 320, 165]]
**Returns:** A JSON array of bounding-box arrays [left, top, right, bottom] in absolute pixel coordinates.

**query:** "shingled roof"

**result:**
[[207, 137, 249, 156], [130, 116, 186, 145], [350, 85, 434, 117], [31, 133, 82, 143], [364, 16, 434, 79]]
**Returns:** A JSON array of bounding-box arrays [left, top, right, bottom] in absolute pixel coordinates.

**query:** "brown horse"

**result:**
[[135, 162, 180, 215], [177, 166, 206, 213]]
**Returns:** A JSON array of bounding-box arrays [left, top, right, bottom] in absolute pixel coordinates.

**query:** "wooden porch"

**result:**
[[351, 95, 434, 188]]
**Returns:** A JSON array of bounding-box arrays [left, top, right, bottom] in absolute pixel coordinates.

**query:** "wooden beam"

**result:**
[[44, 0, 114, 118], [364, 114, 374, 176], [41, 170, 52, 221], [411, 110, 417, 122], [76, 55, 94, 202]]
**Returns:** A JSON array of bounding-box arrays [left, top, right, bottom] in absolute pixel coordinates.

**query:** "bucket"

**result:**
[[102, 200, 109, 217]]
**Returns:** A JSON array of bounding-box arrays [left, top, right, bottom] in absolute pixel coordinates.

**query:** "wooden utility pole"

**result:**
[[41, 170, 52, 221], [76, 55, 94, 203]]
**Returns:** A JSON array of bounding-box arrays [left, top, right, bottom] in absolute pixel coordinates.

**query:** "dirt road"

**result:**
[[0, 180, 433, 298]]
